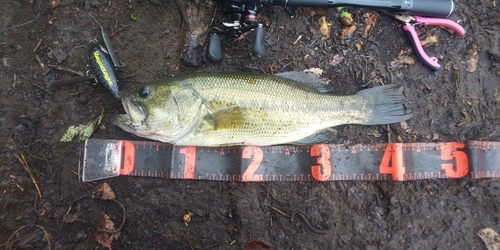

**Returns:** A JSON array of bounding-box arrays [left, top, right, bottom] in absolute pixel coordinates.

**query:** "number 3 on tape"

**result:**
[[311, 145, 332, 181]]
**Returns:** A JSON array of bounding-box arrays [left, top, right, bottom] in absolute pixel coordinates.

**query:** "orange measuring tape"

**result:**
[[82, 140, 499, 182]]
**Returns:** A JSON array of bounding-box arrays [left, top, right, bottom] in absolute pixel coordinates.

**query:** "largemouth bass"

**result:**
[[112, 72, 412, 146]]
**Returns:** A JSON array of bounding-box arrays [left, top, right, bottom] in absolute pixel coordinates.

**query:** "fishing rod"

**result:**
[[207, 0, 457, 62], [263, 0, 454, 18]]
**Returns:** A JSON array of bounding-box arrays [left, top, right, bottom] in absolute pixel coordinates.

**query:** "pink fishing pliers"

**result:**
[[394, 14, 466, 71]]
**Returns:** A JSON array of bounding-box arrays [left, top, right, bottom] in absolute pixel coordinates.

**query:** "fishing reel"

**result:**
[[207, 0, 269, 62]]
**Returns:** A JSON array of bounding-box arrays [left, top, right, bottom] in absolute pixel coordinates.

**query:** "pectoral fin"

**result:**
[[203, 106, 245, 130], [274, 71, 334, 93], [290, 128, 338, 145]]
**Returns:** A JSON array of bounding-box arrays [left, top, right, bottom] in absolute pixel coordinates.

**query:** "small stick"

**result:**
[[16, 154, 43, 200], [47, 64, 84, 76], [5, 225, 52, 250], [78, 151, 81, 183], [35, 54, 45, 70], [33, 38, 43, 53], [96, 199, 126, 234], [293, 35, 302, 45]]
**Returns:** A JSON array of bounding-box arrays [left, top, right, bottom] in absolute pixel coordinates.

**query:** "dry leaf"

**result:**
[[62, 206, 82, 223], [341, 25, 356, 38], [303, 68, 323, 76], [183, 211, 193, 226], [362, 11, 379, 38], [244, 240, 272, 250], [318, 16, 330, 38], [51, 0, 61, 8], [95, 183, 116, 200], [95, 212, 116, 250], [466, 47, 479, 73], [420, 33, 439, 47], [478, 228, 500, 250], [355, 41, 363, 50], [297, 7, 330, 17], [390, 49, 415, 69]]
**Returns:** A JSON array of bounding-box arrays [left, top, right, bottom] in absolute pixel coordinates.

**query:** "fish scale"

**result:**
[[112, 72, 412, 146]]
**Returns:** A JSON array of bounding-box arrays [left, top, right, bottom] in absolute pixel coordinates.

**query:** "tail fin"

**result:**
[[357, 84, 413, 125]]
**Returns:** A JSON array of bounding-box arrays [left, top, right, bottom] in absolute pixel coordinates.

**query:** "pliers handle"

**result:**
[[395, 14, 466, 71]]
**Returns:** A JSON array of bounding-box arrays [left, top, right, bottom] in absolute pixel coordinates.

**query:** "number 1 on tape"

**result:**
[[180, 146, 196, 179]]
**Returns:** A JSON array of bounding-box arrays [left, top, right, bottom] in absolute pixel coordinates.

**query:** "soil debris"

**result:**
[[478, 228, 500, 250]]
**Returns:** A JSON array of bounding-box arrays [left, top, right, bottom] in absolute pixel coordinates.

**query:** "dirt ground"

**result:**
[[1, 0, 500, 249]]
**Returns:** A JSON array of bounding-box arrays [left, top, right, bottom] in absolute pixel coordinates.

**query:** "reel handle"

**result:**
[[251, 24, 266, 58]]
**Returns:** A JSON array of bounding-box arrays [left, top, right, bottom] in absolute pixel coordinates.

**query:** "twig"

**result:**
[[33, 38, 43, 53], [47, 64, 84, 76], [78, 151, 81, 183], [0, 0, 41, 33], [293, 35, 302, 45], [18, 75, 52, 94], [16, 154, 42, 200], [5, 225, 51, 250], [33, 83, 52, 94], [34, 54, 45, 70], [96, 199, 126, 234]]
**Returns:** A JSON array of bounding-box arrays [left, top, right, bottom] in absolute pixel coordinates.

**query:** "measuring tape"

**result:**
[[82, 139, 500, 182]]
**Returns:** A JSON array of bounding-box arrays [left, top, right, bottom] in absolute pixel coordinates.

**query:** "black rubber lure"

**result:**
[[89, 43, 121, 101]]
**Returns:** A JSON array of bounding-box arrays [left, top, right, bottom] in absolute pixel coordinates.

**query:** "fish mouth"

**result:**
[[121, 96, 147, 125]]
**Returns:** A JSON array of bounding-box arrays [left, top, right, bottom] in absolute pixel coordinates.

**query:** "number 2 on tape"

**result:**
[[242, 146, 263, 181]]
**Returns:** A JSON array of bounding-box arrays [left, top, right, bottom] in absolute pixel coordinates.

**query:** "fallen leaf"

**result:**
[[303, 68, 323, 76], [244, 241, 272, 250], [355, 41, 363, 50], [60, 108, 104, 142], [390, 49, 415, 69], [478, 228, 500, 250], [362, 11, 379, 38], [297, 7, 330, 17], [62, 206, 82, 223], [466, 47, 479, 73], [329, 54, 344, 66], [341, 25, 356, 38], [95, 212, 116, 250], [50, 0, 61, 8], [95, 183, 116, 200], [318, 16, 331, 38], [183, 211, 193, 226], [420, 33, 439, 47]]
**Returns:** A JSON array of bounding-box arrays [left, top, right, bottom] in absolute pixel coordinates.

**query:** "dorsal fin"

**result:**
[[274, 71, 334, 93]]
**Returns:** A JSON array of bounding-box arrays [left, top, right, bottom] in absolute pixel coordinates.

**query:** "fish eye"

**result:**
[[138, 86, 150, 98]]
